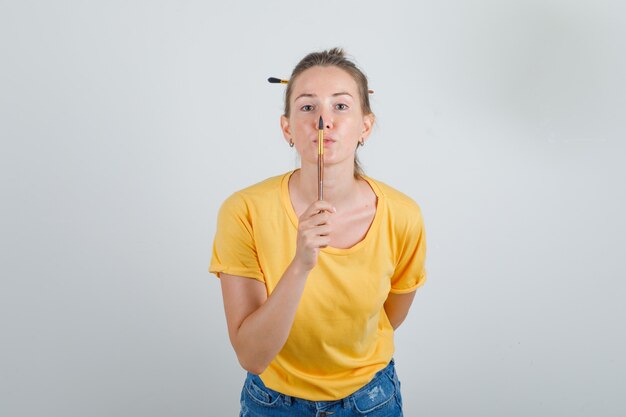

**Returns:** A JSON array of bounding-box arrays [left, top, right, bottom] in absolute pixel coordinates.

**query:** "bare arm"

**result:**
[[220, 262, 309, 375], [383, 291, 417, 330], [219, 200, 335, 375]]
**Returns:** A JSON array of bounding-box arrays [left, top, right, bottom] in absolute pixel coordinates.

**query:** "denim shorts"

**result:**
[[240, 358, 403, 416]]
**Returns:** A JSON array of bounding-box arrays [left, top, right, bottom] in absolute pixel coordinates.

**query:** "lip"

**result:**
[[313, 137, 336, 146]]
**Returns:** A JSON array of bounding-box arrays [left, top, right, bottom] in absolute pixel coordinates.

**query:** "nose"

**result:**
[[318, 111, 334, 130]]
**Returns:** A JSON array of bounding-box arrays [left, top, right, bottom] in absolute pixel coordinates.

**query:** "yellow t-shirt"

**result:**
[[209, 170, 427, 401]]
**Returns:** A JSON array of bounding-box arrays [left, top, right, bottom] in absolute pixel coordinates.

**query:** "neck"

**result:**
[[292, 160, 360, 207]]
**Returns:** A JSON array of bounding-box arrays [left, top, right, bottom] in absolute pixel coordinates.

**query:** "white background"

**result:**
[[1, 0, 625, 416]]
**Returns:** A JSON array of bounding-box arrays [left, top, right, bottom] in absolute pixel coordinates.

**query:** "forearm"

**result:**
[[384, 291, 417, 330], [384, 305, 407, 330], [234, 261, 309, 374]]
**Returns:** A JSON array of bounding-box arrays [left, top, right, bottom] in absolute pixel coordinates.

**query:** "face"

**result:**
[[281, 66, 374, 168]]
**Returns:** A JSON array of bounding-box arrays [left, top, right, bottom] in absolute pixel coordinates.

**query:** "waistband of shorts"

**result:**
[[245, 358, 396, 405]]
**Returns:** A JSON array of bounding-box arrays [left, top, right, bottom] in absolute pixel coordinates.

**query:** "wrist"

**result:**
[[289, 258, 312, 277]]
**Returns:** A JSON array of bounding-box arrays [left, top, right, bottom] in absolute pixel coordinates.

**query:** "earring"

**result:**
[[358, 139, 365, 147], [289, 139, 294, 147]]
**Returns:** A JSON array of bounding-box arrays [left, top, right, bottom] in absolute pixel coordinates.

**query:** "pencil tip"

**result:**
[[319, 116, 324, 129]]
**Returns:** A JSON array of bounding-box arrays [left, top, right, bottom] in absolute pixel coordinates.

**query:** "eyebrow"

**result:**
[[294, 92, 354, 101]]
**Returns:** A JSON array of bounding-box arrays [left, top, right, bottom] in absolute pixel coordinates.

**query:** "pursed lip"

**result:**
[[313, 136, 336, 144]]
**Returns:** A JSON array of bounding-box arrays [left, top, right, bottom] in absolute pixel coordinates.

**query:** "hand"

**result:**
[[293, 200, 336, 272]]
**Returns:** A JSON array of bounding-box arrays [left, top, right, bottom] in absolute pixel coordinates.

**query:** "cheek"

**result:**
[[293, 125, 310, 140], [291, 118, 315, 137], [342, 118, 364, 137]]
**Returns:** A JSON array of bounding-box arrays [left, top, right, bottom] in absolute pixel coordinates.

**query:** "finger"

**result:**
[[300, 210, 332, 227], [315, 225, 331, 236], [300, 225, 331, 241], [310, 211, 330, 225], [311, 236, 331, 248], [301, 225, 331, 241], [304, 200, 336, 218]]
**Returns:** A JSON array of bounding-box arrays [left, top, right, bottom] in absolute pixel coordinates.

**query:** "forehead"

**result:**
[[291, 66, 359, 97]]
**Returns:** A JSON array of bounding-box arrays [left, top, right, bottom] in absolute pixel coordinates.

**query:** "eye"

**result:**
[[335, 103, 349, 110], [300, 105, 314, 112]]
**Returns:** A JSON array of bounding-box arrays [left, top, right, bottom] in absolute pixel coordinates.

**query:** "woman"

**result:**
[[210, 48, 427, 416]]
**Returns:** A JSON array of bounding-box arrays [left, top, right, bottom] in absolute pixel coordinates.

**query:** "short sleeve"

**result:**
[[389, 205, 427, 294], [209, 193, 265, 283]]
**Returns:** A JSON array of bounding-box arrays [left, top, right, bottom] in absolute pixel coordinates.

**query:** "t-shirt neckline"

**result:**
[[280, 169, 385, 255]]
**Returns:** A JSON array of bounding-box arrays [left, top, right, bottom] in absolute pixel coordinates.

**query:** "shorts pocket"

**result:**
[[351, 372, 398, 414], [243, 375, 281, 408]]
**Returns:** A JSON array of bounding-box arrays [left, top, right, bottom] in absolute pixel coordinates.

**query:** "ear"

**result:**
[[280, 114, 292, 145], [360, 113, 375, 143]]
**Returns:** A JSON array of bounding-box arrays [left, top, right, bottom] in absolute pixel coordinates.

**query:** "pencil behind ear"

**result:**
[[268, 77, 288, 84]]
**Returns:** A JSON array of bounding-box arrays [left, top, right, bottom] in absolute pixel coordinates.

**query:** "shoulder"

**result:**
[[365, 177, 426, 260], [364, 176, 426, 242], [365, 176, 423, 216], [219, 171, 291, 214]]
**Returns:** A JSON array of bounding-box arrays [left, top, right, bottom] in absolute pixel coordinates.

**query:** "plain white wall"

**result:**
[[1, 1, 624, 416]]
